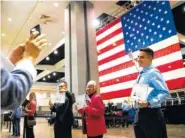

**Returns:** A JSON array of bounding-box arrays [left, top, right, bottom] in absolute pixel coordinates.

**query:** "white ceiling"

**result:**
[[1, 1, 117, 63]]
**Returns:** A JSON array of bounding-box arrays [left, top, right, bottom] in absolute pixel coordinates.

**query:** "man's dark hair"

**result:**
[[139, 48, 154, 58]]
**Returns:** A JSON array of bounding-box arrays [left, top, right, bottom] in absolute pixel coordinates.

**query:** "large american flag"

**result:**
[[96, 1, 185, 100]]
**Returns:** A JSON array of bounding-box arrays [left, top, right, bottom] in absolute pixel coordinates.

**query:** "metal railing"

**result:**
[[96, 1, 143, 31]]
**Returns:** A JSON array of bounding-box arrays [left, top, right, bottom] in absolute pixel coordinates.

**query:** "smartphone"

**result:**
[[30, 24, 41, 38]]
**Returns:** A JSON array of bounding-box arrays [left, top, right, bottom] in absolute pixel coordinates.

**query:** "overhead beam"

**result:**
[[35, 59, 65, 81], [178, 33, 185, 45], [35, 38, 65, 65], [181, 48, 185, 55], [35, 65, 54, 71], [31, 82, 57, 92], [170, 1, 185, 9]]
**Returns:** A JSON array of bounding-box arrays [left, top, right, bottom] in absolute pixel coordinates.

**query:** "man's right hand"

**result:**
[[23, 31, 47, 64]]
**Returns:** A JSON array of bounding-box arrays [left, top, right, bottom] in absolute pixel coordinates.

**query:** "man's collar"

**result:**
[[141, 64, 154, 73]]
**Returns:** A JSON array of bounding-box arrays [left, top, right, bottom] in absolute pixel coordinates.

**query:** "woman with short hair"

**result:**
[[78, 80, 107, 138]]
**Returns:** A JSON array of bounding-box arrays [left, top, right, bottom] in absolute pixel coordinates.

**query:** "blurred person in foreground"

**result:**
[[1, 31, 47, 110], [78, 80, 107, 138]]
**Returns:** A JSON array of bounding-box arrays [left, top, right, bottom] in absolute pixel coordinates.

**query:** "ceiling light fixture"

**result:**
[[8, 18, 12, 22], [43, 78, 46, 81], [54, 50, 58, 54], [2, 33, 6, 36], [53, 72, 56, 76], [93, 19, 100, 28], [48, 43, 52, 46], [48, 75, 51, 78], [183, 6, 185, 12], [46, 57, 50, 60], [54, 2, 59, 7]]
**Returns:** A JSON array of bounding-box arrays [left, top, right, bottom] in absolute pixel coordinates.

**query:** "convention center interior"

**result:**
[[1, 1, 185, 138]]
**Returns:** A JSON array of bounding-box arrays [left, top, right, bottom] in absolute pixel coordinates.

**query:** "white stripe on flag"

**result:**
[[97, 33, 124, 51], [99, 51, 183, 82], [98, 44, 125, 61], [100, 68, 185, 93], [99, 66, 136, 82], [162, 68, 185, 81], [96, 22, 122, 41], [98, 35, 180, 71], [100, 80, 135, 93], [153, 51, 183, 67], [98, 55, 130, 71]]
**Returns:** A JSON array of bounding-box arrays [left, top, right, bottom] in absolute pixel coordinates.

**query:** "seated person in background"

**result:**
[[1, 31, 47, 110]]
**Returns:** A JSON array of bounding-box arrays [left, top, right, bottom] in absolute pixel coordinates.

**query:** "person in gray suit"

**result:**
[[1, 31, 47, 110]]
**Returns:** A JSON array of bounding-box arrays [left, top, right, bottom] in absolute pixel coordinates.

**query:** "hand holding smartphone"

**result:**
[[30, 24, 41, 38]]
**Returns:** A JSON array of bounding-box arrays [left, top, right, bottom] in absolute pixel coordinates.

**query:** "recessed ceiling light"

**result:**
[[53, 72, 56, 76], [183, 6, 185, 12], [8, 18, 12, 22], [46, 57, 50, 60], [54, 50, 58, 54], [43, 78, 46, 81], [2, 33, 6, 36], [54, 2, 59, 7], [48, 43, 52, 46], [48, 75, 51, 78]]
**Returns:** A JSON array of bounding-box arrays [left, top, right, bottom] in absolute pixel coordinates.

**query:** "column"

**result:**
[[64, 1, 98, 95]]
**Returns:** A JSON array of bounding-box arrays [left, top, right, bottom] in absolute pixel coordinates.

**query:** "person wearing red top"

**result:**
[[78, 80, 107, 138], [24, 92, 36, 138]]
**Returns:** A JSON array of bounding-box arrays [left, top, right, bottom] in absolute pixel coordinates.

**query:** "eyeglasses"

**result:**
[[59, 85, 65, 88]]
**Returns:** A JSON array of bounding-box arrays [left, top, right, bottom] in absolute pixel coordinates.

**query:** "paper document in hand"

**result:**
[[85, 94, 91, 104], [131, 84, 151, 101], [76, 94, 86, 109], [55, 93, 65, 103]]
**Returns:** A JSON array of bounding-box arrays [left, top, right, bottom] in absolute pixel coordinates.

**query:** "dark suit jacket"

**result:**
[[51, 91, 74, 127]]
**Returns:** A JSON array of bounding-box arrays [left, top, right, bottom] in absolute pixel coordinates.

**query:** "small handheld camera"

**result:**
[[30, 24, 41, 38]]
